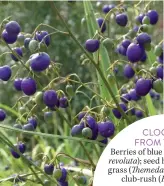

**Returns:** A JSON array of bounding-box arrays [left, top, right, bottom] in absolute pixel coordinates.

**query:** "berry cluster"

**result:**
[[71, 113, 115, 144]]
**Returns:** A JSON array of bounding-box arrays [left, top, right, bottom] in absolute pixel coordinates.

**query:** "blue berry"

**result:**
[[0, 109, 6, 121], [135, 13, 145, 24], [29, 52, 50, 72], [58, 181, 68, 186], [21, 78, 37, 96], [102, 5, 110, 13], [117, 44, 127, 56], [121, 93, 131, 103], [0, 65, 12, 81], [5, 21, 20, 35], [112, 103, 127, 119], [129, 89, 141, 101], [18, 142, 26, 153], [140, 52, 147, 62], [123, 64, 135, 79], [136, 33, 151, 46], [157, 53, 163, 64], [43, 90, 58, 108], [98, 121, 115, 138], [58, 168, 67, 182], [44, 164, 54, 175], [23, 123, 35, 131], [24, 38, 31, 49], [156, 66, 163, 79], [126, 43, 144, 63], [28, 117, 37, 129], [100, 138, 108, 144], [14, 78, 22, 91], [10, 145, 20, 159], [85, 39, 100, 53], [96, 18, 106, 33], [135, 78, 152, 96], [71, 124, 83, 136], [1, 30, 17, 44], [115, 13, 128, 27], [59, 97, 68, 108], [135, 110, 143, 118], [121, 39, 131, 49], [146, 10, 159, 25], [85, 115, 97, 130], [10, 142, 26, 159], [78, 112, 87, 121], [11, 47, 23, 61], [35, 31, 50, 46]]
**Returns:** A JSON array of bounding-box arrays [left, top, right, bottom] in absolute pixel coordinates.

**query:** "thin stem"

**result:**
[[49, 1, 131, 124]]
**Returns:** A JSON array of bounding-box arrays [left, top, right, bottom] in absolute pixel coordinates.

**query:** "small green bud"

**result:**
[[82, 127, 92, 139], [153, 79, 163, 93], [142, 16, 150, 24]]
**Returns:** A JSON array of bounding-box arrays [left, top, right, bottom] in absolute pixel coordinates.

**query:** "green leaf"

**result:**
[[145, 94, 157, 116]]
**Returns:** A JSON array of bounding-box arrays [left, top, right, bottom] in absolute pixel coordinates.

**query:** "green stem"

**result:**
[[49, 1, 131, 124]]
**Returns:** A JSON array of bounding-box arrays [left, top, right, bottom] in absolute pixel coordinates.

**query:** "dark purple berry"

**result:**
[[140, 52, 147, 62], [0, 109, 6, 121], [121, 93, 131, 103], [0, 65, 12, 81], [135, 13, 145, 24], [133, 25, 139, 32], [112, 103, 127, 119], [23, 123, 35, 131], [115, 13, 128, 27], [29, 52, 50, 72], [28, 117, 37, 129], [136, 33, 151, 46], [155, 93, 160, 100], [78, 112, 87, 121], [35, 31, 50, 46], [102, 5, 110, 13], [14, 78, 22, 91], [146, 10, 159, 25], [21, 78, 37, 96], [135, 78, 152, 96], [5, 21, 20, 35], [43, 90, 58, 107], [85, 115, 97, 130], [1, 30, 17, 44], [123, 64, 135, 79], [11, 47, 23, 61], [121, 39, 131, 49], [149, 90, 156, 98], [98, 121, 115, 138], [71, 124, 83, 136], [44, 164, 54, 175], [58, 181, 68, 186], [85, 39, 100, 53], [18, 142, 26, 153], [126, 43, 144, 63], [129, 89, 141, 101], [157, 53, 163, 64], [117, 44, 127, 56], [24, 38, 31, 49], [135, 110, 143, 118], [59, 97, 68, 108], [100, 138, 108, 144], [10, 145, 20, 159], [96, 18, 106, 33], [156, 66, 163, 79], [58, 168, 67, 182]]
